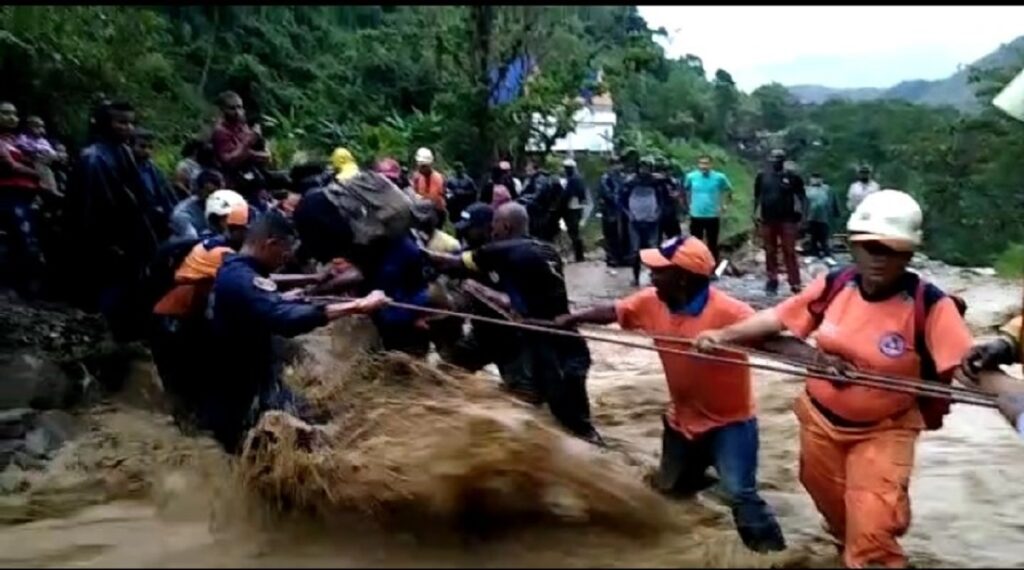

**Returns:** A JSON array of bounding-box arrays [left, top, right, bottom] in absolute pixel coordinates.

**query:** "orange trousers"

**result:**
[[794, 394, 920, 568]]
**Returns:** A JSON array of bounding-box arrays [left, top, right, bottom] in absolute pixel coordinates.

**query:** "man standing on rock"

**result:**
[[753, 149, 806, 296], [553, 234, 786, 553], [206, 212, 389, 453]]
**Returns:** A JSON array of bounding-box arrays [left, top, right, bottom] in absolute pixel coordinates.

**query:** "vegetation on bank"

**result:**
[[1, 5, 1020, 271]]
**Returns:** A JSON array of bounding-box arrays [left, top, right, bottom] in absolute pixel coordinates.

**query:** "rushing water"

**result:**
[[0, 260, 1021, 568]]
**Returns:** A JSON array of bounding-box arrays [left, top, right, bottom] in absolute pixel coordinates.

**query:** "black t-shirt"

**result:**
[[467, 237, 569, 320], [755, 170, 806, 223]]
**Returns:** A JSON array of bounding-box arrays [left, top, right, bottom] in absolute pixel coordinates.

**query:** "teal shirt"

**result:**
[[805, 183, 836, 223], [684, 170, 732, 218]]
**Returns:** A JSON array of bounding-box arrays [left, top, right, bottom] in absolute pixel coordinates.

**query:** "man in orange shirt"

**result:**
[[412, 147, 446, 216], [554, 235, 786, 553], [696, 190, 974, 568]]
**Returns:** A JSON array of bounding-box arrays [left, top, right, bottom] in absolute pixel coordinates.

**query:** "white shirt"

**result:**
[[847, 180, 881, 212]]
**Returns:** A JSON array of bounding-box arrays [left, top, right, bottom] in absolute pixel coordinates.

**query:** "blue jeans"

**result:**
[[655, 416, 785, 551]]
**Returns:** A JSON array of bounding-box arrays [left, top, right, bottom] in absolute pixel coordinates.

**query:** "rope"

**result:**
[[309, 296, 997, 408]]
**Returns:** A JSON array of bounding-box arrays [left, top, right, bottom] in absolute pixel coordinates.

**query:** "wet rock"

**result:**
[[0, 352, 73, 410], [0, 409, 36, 439], [23, 410, 78, 458]]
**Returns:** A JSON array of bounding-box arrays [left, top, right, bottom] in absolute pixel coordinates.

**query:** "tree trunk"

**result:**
[[469, 6, 495, 175]]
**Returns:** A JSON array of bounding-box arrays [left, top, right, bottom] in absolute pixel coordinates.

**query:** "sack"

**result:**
[[321, 171, 413, 246], [808, 266, 968, 431]]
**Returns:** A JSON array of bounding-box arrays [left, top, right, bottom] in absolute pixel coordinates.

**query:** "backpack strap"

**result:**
[[807, 266, 859, 327]]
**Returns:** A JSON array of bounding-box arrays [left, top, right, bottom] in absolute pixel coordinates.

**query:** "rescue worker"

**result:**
[[331, 147, 360, 182], [962, 313, 1024, 434], [411, 198, 460, 254], [151, 189, 250, 424], [695, 189, 974, 568], [554, 234, 786, 553], [519, 159, 563, 242], [423, 202, 603, 445], [411, 147, 446, 218], [206, 211, 389, 453]]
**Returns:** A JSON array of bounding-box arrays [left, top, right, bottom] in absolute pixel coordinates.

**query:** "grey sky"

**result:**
[[638, 6, 1024, 91]]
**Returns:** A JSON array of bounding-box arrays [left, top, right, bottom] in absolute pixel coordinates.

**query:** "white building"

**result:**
[[527, 88, 617, 155]]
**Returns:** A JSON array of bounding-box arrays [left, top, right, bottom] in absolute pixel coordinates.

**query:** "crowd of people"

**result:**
[[1, 89, 1022, 569]]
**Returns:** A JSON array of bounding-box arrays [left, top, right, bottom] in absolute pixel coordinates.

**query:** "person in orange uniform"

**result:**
[[152, 189, 252, 423], [554, 235, 786, 553], [411, 147, 446, 217], [695, 189, 974, 568]]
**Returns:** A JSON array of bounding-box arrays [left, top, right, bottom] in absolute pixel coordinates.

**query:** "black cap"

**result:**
[[454, 202, 494, 232]]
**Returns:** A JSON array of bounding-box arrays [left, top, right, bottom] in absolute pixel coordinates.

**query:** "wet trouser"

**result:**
[[690, 216, 721, 263], [629, 220, 660, 283], [659, 208, 682, 242], [150, 315, 206, 425], [600, 210, 627, 266], [654, 415, 786, 552], [795, 394, 917, 568], [806, 221, 832, 258], [501, 333, 597, 440], [561, 207, 585, 262], [760, 221, 801, 289], [0, 191, 43, 295]]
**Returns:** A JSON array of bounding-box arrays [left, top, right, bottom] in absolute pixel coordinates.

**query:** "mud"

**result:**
[[0, 254, 1021, 568]]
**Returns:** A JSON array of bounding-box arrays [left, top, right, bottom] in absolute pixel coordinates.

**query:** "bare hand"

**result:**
[[280, 289, 305, 302], [355, 290, 390, 312], [694, 330, 727, 352], [807, 352, 857, 389], [552, 314, 577, 329]]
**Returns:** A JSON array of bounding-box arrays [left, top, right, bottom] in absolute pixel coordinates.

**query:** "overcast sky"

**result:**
[[638, 6, 1024, 91]]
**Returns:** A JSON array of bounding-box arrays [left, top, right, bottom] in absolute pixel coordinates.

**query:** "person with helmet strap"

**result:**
[[412, 147, 446, 216], [553, 234, 786, 554], [151, 189, 252, 425], [695, 189, 974, 568]]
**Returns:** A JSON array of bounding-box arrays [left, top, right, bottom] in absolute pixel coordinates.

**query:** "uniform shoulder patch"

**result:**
[[253, 276, 278, 292]]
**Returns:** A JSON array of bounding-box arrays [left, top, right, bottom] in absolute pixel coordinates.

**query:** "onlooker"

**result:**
[[170, 169, 226, 241], [174, 137, 215, 199], [445, 161, 478, 224], [804, 172, 840, 265], [0, 101, 45, 296], [490, 184, 512, 209], [16, 115, 59, 195], [753, 149, 806, 296], [622, 156, 661, 286], [598, 157, 628, 268], [68, 101, 166, 336], [481, 160, 521, 204], [846, 165, 880, 215], [560, 158, 588, 263], [684, 155, 733, 263], [131, 128, 178, 227], [211, 91, 270, 192], [519, 158, 563, 242], [654, 157, 682, 242]]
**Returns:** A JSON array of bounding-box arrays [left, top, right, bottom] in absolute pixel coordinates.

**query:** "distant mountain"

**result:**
[[786, 35, 1024, 110]]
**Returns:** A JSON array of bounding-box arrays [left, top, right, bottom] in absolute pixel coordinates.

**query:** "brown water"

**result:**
[[1, 261, 1022, 568]]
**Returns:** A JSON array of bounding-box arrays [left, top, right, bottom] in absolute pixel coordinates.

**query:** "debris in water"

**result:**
[[238, 352, 675, 535]]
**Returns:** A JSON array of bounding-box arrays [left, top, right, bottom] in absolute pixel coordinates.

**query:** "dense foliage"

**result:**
[[0, 5, 1020, 270]]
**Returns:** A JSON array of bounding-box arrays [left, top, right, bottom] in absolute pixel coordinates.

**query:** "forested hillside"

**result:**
[[0, 5, 1020, 270]]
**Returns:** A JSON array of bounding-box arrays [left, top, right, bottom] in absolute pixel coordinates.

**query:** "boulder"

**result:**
[[0, 409, 35, 440], [0, 352, 73, 410]]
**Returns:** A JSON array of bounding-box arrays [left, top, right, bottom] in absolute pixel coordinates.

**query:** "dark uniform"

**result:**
[[462, 238, 598, 441], [598, 169, 628, 267], [205, 254, 329, 453]]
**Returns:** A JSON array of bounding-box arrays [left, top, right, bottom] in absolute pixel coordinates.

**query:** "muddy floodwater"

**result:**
[[0, 259, 1022, 568]]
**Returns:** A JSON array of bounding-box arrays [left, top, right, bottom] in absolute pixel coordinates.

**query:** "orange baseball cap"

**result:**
[[226, 202, 250, 227], [639, 235, 716, 276]]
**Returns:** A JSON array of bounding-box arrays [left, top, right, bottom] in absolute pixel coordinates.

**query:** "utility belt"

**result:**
[[807, 390, 900, 429]]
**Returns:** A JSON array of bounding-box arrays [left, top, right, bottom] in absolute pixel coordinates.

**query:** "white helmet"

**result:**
[[563, 158, 577, 168], [205, 189, 247, 219], [414, 147, 434, 165], [847, 189, 923, 250]]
